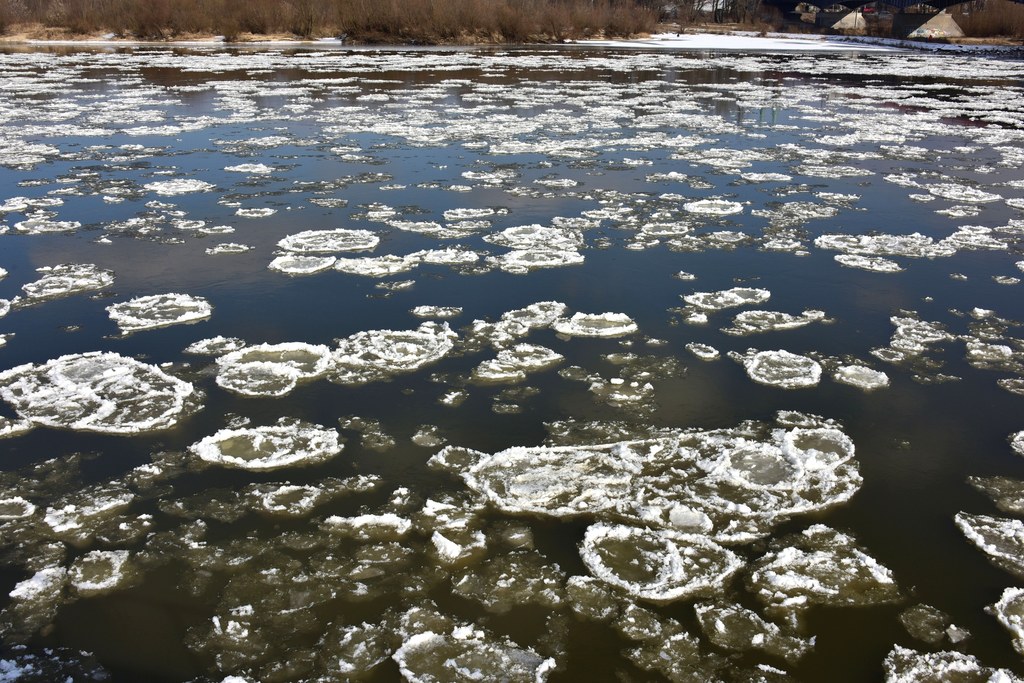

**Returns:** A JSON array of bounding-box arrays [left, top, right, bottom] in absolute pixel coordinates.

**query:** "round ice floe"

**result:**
[[686, 343, 720, 361], [580, 523, 742, 603], [224, 163, 274, 174], [738, 350, 822, 389], [484, 224, 581, 250], [278, 228, 379, 254], [814, 233, 957, 259], [991, 587, 1024, 657], [332, 322, 457, 384], [683, 199, 744, 216], [393, 626, 554, 683], [0, 352, 195, 434], [722, 310, 826, 336], [13, 216, 81, 234], [216, 342, 332, 397], [833, 365, 890, 391], [190, 420, 342, 471], [553, 312, 637, 338], [268, 254, 337, 275], [143, 179, 215, 195], [107, 293, 212, 334], [0, 496, 36, 520], [21, 263, 114, 301], [69, 550, 132, 597], [1011, 431, 1024, 458]]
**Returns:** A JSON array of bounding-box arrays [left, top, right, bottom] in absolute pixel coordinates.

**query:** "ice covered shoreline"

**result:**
[[4, 29, 1021, 55]]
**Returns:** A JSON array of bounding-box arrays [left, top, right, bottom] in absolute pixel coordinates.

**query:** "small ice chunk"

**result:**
[[190, 420, 343, 471], [833, 365, 890, 391], [686, 343, 720, 361], [69, 550, 133, 596], [324, 513, 413, 541], [335, 255, 419, 277], [107, 293, 212, 333], [0, 496, 36, 520], [695, 601, 813, 663], [184, 336, 246, 356], [580, 523, 742, 603], [722, 310, 826, 336]]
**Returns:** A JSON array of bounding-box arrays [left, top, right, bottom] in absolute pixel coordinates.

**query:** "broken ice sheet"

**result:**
[[451, 550, 564, 613], [190, 419, 343, 471], [392, 620, 555, 683], [580, 523, 742, 603], [433, 418, 861, 544], [747, 525, 900, 621], [955, 512, 1024, 579], [970, 475, 1024, 515], [106, 293, 212, 334], [0, 352, 196, 434], [833, 364, 890, 391], [694, 600, 813, 663], [883, 646, 1020, 683]]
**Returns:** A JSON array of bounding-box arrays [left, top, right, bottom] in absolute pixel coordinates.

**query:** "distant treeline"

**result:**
[[0, 0, 661, 42]]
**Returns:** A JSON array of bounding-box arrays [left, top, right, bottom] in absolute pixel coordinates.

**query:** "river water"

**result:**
[[0, 42, 1023, 682]]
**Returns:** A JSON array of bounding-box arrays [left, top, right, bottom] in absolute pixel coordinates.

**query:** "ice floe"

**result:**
[[731, 349, 822, 389], [955, 512, 1024, 579], [20, 263, 114, 302], [580, 523, 742, 603], [190, 419, 342, 471], [883, 646, 1019, 683], [552, 312, 637, 338], [144, 178, 215, 195], [433, 416, 860, 543], [216, 342, 332, 397], [277, 228, 379, 254], [0, 352, 195, 434], [332, 322, 457, 384], [107, 293, 212, 334]]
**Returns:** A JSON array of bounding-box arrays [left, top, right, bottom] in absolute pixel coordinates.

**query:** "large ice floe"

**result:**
[[0, 352, 195, 433], [106, 292, 212, 334], [432, 414, 861, 546], [190, 419, 342, 471], [277, 228, 380, 254], [955, 512, 1024, 579]]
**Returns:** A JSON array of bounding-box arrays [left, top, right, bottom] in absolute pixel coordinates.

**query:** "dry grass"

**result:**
[[0, 0, 659, 42], [954, 0, 1024, 38]]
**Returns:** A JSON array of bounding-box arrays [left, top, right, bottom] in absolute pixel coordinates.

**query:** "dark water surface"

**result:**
[[1, 43, 1024, 681]]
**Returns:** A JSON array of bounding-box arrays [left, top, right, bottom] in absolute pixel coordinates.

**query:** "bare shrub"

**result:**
[[954, 0, 1024, 38]]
